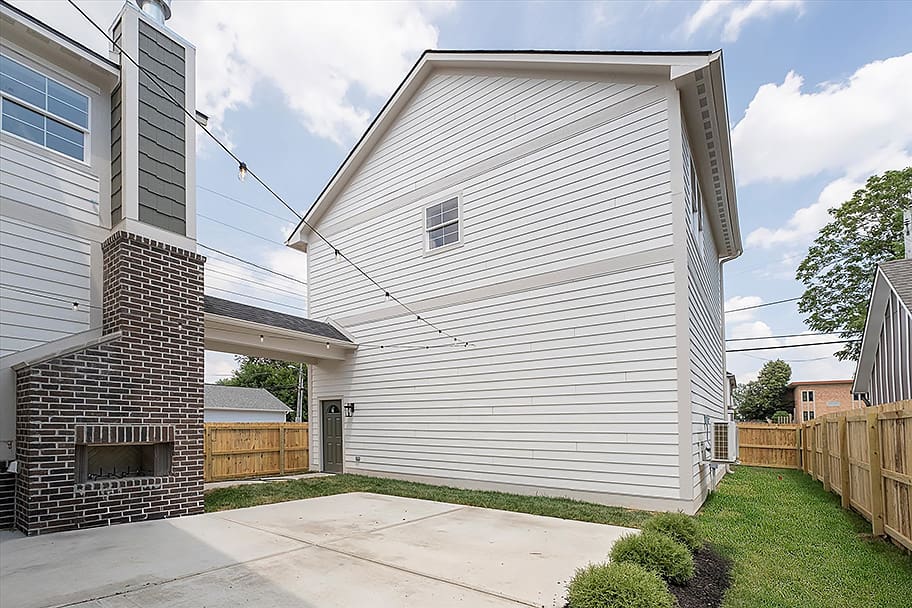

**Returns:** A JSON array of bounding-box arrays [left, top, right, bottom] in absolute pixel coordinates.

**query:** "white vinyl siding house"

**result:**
[[290, 52, 741, 513]]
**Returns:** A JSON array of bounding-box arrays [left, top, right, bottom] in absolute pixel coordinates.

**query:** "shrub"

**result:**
[[567, 561, 675, 608], [643, 512, 703, 552], [609, 530, 695, 585]]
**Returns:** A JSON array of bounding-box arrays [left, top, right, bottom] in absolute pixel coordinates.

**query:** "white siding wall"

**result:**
[[682, 119, 726, 501], [0, 145, 101, 356], [308, 71, 689, 509]]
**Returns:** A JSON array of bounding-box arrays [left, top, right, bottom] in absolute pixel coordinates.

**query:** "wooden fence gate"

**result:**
[[736, 400, 911, 552], [204, 422, 309, 482]]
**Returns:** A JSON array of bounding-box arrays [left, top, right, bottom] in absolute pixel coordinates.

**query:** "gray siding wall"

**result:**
[[870, 291, 912, 405], [308, 71, 689, 511], [682, 122, 726, 500], [136, 20, 186, 235]]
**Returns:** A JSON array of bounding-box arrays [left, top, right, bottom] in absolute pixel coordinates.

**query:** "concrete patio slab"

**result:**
[[326, 500, 631, 607], [213, 491, 463, 544], [1, 492, 636, 608]]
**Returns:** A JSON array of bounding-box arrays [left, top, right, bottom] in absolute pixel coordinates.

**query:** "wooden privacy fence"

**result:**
[[737, 423, 801, 469], [738, 401, 911, 551], [204, 423, 309, 482]]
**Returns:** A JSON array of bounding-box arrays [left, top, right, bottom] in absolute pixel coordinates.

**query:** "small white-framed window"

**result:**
[[424, 196, 461, 251], [803, 410, 815, 421], [801, 390, 815, 403], [0, 54, 89, 162]]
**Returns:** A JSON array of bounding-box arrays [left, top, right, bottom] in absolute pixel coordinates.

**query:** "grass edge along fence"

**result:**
[[738, 401, 911, 552], [204, 422, 309, 482]]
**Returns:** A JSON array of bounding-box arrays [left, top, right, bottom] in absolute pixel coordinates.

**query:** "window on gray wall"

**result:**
[[0, 54, 89, 161], [425, 197, 461, 251]]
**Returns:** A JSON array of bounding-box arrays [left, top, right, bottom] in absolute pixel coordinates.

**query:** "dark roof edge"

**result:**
[[423, 49, 715, 56], [1, 0, 120, 70]]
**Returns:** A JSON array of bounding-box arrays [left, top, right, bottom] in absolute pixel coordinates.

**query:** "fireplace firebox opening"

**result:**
[[75, 442, 173, 483]]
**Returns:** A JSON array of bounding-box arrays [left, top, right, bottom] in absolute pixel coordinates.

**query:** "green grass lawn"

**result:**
[[204, 468, 912, 607], [699, 466, 912, 608]]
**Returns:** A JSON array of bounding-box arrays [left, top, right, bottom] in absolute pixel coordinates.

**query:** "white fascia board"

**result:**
[[852, 268, 890, 393], [205, 313, 359, 350], [0, 3, 119, 79], [285, 51, 716, 251]]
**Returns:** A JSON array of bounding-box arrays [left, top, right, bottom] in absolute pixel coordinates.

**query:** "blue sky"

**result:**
[[22, 0, 912, 383]]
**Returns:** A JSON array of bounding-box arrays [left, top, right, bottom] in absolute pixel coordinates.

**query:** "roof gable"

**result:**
[[286, 50, 742, 258]]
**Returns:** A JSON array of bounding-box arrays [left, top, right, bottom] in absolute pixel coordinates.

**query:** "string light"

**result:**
[[259, 334, 264, 343], [384, 292, 390, 301], [334, 249, 340, 261], [325, 342, 331, 350], [72, 302, 79, 311], [66, 0, 468, 349]]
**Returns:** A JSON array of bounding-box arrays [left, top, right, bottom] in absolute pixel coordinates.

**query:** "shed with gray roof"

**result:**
[[204, 384, 290, 423]]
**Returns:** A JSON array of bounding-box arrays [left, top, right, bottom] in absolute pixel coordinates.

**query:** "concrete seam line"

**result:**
[[50, 545, 317, 608], [217, 511, 536, 607]]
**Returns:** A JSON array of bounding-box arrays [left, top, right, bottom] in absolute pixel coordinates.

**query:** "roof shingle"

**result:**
[[204, 384, 288, 412], [204, 296, 351, 342], [880, 259, 912, 311]]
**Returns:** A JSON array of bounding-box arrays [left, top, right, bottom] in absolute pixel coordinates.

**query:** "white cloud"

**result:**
[[746, 176, 859, 248], [205, 350, 238, 384], [732, 53, 912, 185], [682, 0, 802, 42], [14, 0, 451, 145], [724, 295, 763, 324]]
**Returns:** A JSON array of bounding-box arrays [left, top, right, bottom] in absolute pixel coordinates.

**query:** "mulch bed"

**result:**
[[669, 545, 732, 608]]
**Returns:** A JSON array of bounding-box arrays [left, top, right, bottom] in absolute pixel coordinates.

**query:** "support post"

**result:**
[[295, 364, 304, 423], [279, 423, 286, 476], [839, 416, 851, 508], [867, 410, 885, 537]]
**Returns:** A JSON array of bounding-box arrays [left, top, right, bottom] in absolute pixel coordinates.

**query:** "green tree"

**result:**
[[734, 359, 792, 421], [796, 167, 910, 361], [216, 356, 304, 421]]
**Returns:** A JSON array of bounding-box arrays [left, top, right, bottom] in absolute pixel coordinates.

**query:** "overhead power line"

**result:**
[[199, 244, 307, 287], [725, 331, 842, 342], [724, 297, 801, 314], [68, 0, 468, 347], [199, 213, 281, 246], [198, 185, 290, 222], [726, 339, 852, 353]]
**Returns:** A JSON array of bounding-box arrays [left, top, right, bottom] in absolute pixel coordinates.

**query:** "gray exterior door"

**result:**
[[321, 400, 343, 473]]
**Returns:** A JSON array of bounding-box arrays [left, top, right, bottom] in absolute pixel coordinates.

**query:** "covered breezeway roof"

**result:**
[[204, 296, 356, 365]]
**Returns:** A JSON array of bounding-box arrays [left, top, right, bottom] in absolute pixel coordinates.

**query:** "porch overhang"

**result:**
[[203, 296, 357, 365]]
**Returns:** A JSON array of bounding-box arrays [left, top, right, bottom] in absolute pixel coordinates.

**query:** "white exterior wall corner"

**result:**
[[306, 66, 697, 510], [666, 85, 694, 507]]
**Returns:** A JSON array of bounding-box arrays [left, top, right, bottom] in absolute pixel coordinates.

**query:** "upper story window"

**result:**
[[801, 390, 815, 402], [425, 196, 461, 251], [0, 54, 89, 162]]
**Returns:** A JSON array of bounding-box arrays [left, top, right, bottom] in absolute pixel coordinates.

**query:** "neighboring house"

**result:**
[[204, 384, 289, 422], [287, 51, 743, 514], [0, 1, 349, 534], [853, 258, 912, 406], [788, 380, 866, 422]]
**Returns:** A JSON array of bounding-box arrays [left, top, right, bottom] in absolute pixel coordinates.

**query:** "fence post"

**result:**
[[866, 410, 885, 537], [204, 426, 212, 483], [809, 421, 816, 478], [821, 417, 831, 492], [838, 416, 850, 508], [279, 423, 286, 476], [796, 427, 803, 470]]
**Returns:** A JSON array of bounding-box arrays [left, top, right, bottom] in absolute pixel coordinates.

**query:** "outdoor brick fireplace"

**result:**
[[14, 232, 205, 535]]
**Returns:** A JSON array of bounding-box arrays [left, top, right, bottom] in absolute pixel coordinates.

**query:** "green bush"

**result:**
[[567, 561, 675, 608], [609, 530, 695, 585], [643, 512, 703, 552]]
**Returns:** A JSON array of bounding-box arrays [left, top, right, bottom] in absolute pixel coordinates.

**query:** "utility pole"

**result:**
[[295, 363, 304, 422]]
